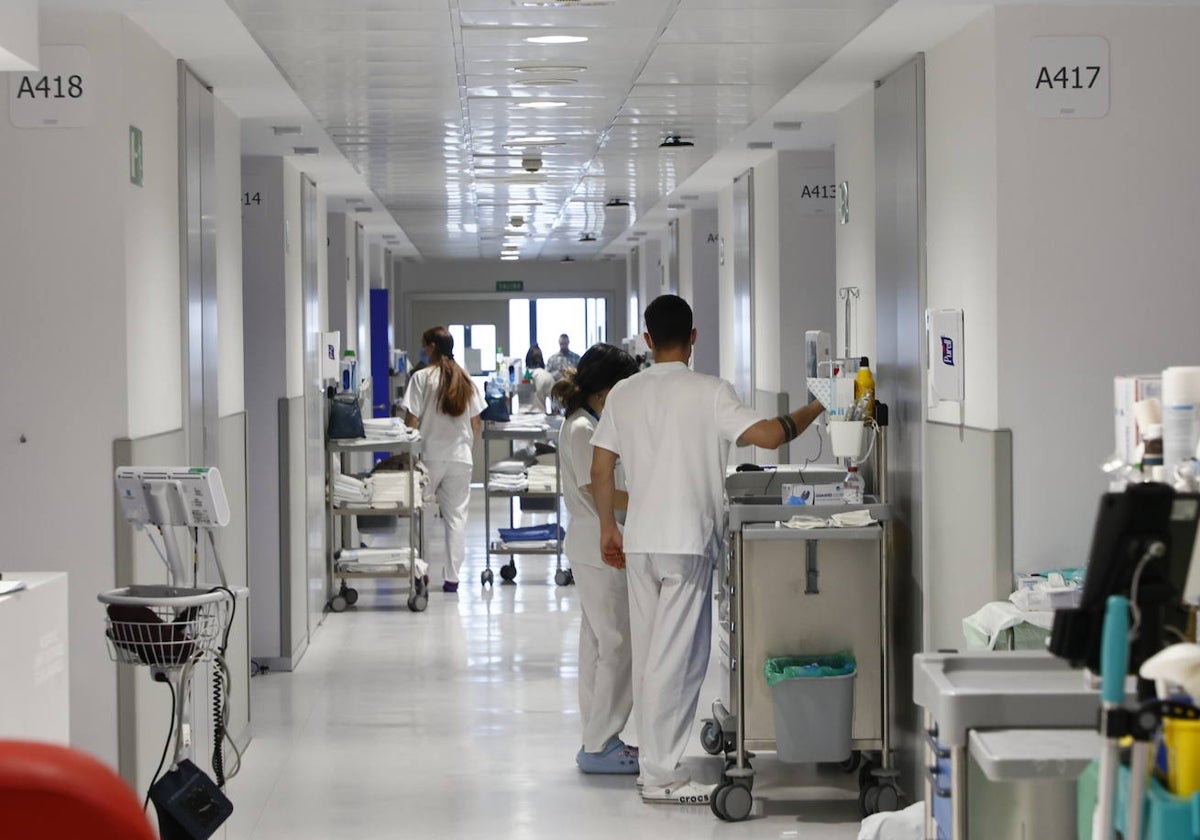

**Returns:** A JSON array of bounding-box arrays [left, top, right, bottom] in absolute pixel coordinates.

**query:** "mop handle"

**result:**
[[1102, 595, 1130, 706]]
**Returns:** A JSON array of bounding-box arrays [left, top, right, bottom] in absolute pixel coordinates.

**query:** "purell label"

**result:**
[[941, 336, 955, 366]]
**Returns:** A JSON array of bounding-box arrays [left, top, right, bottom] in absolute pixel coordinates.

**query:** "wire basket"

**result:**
[[98, 585, 233, 668]]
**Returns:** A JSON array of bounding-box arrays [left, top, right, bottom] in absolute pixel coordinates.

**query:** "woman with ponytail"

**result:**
[[552, 343, 642, 775], [402, 326, 486, 592]]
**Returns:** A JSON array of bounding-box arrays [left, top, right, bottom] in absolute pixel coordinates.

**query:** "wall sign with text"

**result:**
[[9, 45, 94, 129], [1027, 36, 1110, 119], [797, 182, 835, 215]]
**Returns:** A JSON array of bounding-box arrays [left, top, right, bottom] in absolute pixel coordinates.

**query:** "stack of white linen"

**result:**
[[371, 471, 424, 508], [489, 473, 528, 493], [526, 464, 558, 494], [362, 418, 420, 442], [332, 474, 373, 505]]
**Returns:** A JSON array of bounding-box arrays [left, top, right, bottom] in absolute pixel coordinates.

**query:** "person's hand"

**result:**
[[601, 523, 625, 570]]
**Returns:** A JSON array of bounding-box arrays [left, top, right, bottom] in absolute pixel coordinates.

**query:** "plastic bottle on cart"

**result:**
[[340, 350, 357, 392], [854, 357, 876, 421], [842, 465, 864, 505]]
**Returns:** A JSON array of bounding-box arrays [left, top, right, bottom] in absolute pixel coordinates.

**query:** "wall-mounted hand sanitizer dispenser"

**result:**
[[928, 309, 964, 404], [321, 331, 341, 382], [805, 330, 831, 401]]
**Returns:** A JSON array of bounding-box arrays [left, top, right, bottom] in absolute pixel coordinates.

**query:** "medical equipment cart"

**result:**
[[481, 422, 569, 587], [326, 437, 427, 612], [703, 426, 899, 822]]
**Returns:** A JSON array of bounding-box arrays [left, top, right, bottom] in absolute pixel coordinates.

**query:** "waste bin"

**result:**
[[764, 653, 856, 763]]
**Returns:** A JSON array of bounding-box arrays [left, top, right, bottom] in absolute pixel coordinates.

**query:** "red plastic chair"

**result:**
[[0, 740, 158, 840]]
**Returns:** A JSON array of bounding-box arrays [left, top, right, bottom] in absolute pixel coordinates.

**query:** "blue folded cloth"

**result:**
[[498, 523, 564, 542]]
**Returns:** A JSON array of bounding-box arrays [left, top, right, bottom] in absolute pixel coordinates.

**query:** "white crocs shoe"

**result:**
[[640, 778, 715, 805]]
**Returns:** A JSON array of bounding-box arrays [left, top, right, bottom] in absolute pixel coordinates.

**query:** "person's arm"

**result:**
[[590, 446, 625, 569], [471, 415, 482, 438], [736, 400, 825, 450], [404, 411, 419, 430], [581, 485, 628, 510]]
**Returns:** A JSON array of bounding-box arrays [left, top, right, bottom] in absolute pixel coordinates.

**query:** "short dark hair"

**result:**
[[644, 295, 693, 350]]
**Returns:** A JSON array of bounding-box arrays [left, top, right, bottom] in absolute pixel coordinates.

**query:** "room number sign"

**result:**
[[9, 46, 94, 128], [1027, 36, 1109, 119]]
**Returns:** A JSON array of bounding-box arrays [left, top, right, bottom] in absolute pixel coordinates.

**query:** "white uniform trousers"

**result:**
[[573, 562, 634, 753], [424, 460, 472, 584], [625, 552, 713, 788]]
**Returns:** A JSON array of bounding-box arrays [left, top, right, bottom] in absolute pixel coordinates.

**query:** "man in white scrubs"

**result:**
[[590, 295, 824, 805]]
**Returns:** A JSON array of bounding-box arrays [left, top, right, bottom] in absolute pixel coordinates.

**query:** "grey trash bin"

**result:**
[[765, 654, 856, 764]]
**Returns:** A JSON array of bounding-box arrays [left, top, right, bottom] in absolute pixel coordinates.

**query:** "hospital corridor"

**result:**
[[3, 1, 1200, 839]]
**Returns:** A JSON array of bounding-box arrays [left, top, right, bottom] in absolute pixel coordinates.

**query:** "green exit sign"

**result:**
[[496, 280, 523, 292]]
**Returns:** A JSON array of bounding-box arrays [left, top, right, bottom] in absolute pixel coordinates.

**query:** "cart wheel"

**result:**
[[329, 595, 348, 613], [554, 569, 571, 587], [700, 719, 724, 756], [859, 781, 901, 817], [407, 592, 428, 612], [481, 569, 494, 587], [343, 587, 359, 606], [839, 750, 863, 774], [711, 782, 753, 822], [500, 562, 517, 583], [414, 578, 426, 596]]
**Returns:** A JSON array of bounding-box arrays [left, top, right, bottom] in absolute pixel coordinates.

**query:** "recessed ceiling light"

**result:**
[[272, 125, 302, 135], [525, 35, 589, 45], [773, 121, 805, 131], [513, 65, 587, 74], [503, 135, 560, 145], [517, 101, 569, 109], [667, 203, 685, 210], [292, 146, 320, 155], [748, 141, 774, 150], [511, 79, 578, 88], [501, 256, 519, 261]]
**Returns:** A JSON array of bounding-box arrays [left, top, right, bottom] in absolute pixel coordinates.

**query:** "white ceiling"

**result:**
[[225, 0, 896, 261]]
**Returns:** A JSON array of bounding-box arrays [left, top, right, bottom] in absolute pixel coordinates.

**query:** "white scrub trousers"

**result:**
[[625, 553, 713, 788], [424, 460, 472, 584], [573, 562, 634, 753]]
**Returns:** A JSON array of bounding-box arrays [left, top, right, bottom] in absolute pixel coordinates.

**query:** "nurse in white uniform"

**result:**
[[552, 344, 641, 774], [402, 326, 486, 593], [590, 295, 825, 805]]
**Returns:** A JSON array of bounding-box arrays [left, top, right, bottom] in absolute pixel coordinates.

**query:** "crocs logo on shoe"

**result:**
[[677, 793, 710, 804]]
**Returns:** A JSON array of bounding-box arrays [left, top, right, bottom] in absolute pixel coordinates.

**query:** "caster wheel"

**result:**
[[343, 588, 359, 606], [500, 563, 517, 583], [407, 593, 428, 612], [554, 569, 570, 587], [700, 719, 724, 756], [711, 783, 753, 822], [414, 579, 426, 596], [839, 750, 863, 774], [481, 569, 494, 586], [859, 782, 901, 817], [329, 595, 347, 613]]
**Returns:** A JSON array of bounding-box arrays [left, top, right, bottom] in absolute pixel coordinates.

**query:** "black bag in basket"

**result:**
[[328, 393, 365, 439]]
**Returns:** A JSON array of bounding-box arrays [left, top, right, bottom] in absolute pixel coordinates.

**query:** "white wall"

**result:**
[[835, 89, 878, 365], [283, 161, 303, 399], [992, 5, 1200, 571], [718, 184, 736, 382], [0, 0, 38, 69], [216, 98, 244, 417], [925, 11, 1000, 430], [124, 21, 181, 440], [752, 154, 782, 394], [689, 208, 721, 377]]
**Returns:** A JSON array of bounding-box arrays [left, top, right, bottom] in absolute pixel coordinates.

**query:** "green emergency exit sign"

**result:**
[[496, 280, 523, 292]]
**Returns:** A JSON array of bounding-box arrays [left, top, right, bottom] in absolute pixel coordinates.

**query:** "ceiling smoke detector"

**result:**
[[659, 135, 694, 149], [578, 233, 597, 242], [510, 215, 525, 228], [605, 198, 629, 208]]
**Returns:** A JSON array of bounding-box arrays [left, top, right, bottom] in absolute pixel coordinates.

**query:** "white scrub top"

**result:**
[[591, 361, 761, 559], [559, 408, 605, 568], [401, 365, 486, 465]]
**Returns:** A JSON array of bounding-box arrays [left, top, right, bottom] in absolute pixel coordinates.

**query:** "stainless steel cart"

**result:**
[[703, 431, 899, 822], [481, 423, 571, 587], [326, 437, 427, 612]]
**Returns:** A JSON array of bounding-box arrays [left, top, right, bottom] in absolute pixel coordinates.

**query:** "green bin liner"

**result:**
[[764, 652, 856, 686]]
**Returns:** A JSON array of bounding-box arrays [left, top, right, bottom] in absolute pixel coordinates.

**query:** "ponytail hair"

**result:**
[[422, 326, 473, 417], [551, 343, 638, 416]]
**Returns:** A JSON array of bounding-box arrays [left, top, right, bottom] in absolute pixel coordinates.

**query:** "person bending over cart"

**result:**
[[402, 326, 486, 593], [590, 295, 825, 806], [553, 344, 641, 775]]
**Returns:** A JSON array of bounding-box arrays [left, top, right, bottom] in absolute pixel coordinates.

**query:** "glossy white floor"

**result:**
[[225, 497, 862, 839]]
